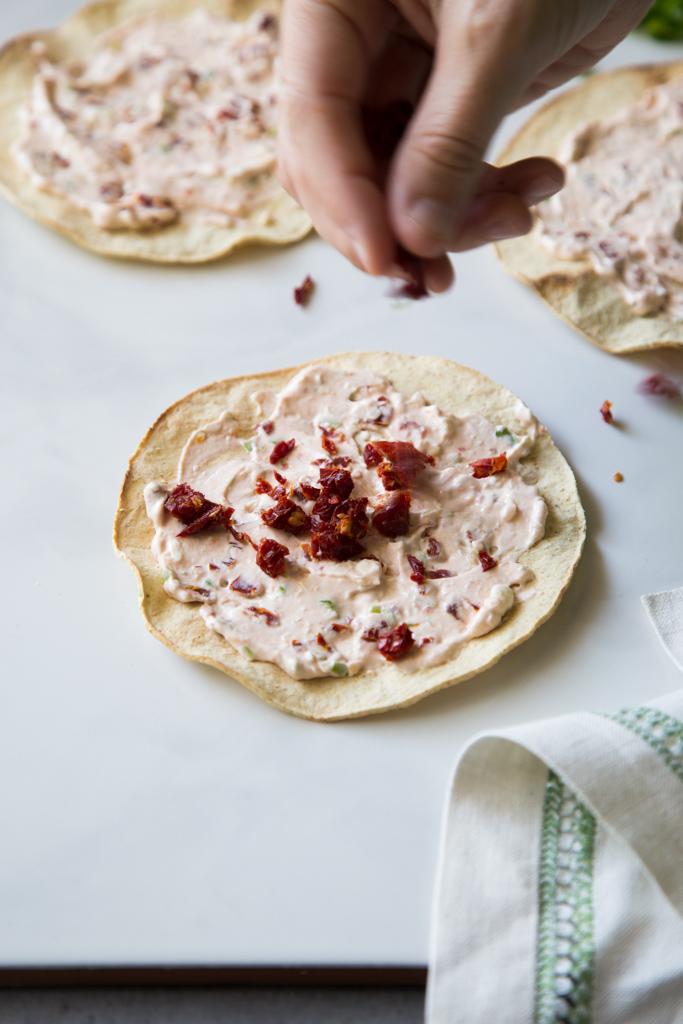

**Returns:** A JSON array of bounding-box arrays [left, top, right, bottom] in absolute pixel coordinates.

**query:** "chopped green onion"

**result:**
[[204, 579, 215, 588], [320, 599, 336, 611], [161, 570, 170, 581], [244, 647, 255, 660], [279, 585, 286, 593], [331, 662, 347, 677], [243, 440, 253, 453], [495, 426, 514, 440], [370, 605, 382, 614]]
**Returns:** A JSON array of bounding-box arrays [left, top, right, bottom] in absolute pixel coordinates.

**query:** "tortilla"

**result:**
[[0, 0, 312, 262], [495, 63, 683, 354], [114, 352, 585, 721]]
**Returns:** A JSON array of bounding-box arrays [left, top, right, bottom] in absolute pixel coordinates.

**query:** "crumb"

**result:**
[[614, 472, 624, 483]]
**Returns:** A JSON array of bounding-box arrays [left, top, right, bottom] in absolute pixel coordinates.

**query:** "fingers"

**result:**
[[279, 0, 399, 276]]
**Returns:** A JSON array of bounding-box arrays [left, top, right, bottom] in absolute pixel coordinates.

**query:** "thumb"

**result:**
[[387, 1, 538, 257]]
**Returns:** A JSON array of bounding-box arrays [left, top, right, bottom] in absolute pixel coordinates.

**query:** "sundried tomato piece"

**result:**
[[637, 373, 680, 398], [255, 477, 274, 495], [177, 504, 225, 536], [363, 440, 434, 490], [316, 633, 331, 651], [361, 627, 380, 642], [311, 531, 366, 561], [377, 623, 415, 661], [373, 491, 411, 538], [427, 537, 441, 558], [334, 497, 369, 541], [428, 568, 453, 579], [469, 453, 508, 479], [246, 606, 280, 627], [271, 485, 287, 501], [274, 471, 287, 486], [255, 538, 289, 578], [186, 585, 210, 598], [447, 603, 460, 620], [407, 553, 426, 584], [362, 395, 393, 426], [261, 497, 311, 536], [330, 623, 349, 633], [318, 466, 354, 500], [600, 400, 614, 425], [294, 275, 314, 306], [478, 550, 498, 572], [292, 482, 321, 502], [230, 576, 260, 596], [261, 420, 274, 435], [321, 433, 337, 455], [270, 439, 296, 464], [228, 521, 257, 550], [165, 483, 217, 525]]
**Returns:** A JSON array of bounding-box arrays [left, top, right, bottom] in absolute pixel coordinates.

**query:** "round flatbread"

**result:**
[[0, 0, 312, 262], [113, 352, 585, 721], [495, 63, 683, 354]]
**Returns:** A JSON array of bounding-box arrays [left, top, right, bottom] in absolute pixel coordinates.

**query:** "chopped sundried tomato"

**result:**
[[334, 497, 369, 540], [377, 623, 414, 661], [294, 275, 314, 306], [270, 438, 296, 464], [274, 471, 287, 486], [478, 550, 498, 572], [363, 440, 434, 490], [255, 476, 274, 495], [469, 453, 508, 479], [362, 395, 393, 426], [407, 552, 453, 583], [330, 623, 349, 633], [209, 563, 219, 570], [230, 576, 260, 596], [407, 553, 426, 584], [420, 638, 433, 646], [314, 467, 355, 509], [316, 633, 331, 651], [363, 99, 413, 160], [165, 483, 218, 526], [301, 543, 313, 560], [292, 482, 321, 502], [361, 627, 380, 642], [446, 603, 460, 620], [373, 491, 411, 538], [228, 521, 257, 549], [255, 537, 289, 578], [271, 485, 287, 501], [186, 585, 210, 598], [600, 400, 614, 425], [637, 373, 680, 398], [260, 420, 274, 435], [247, 606, 280, 627], [261, 497, 311, 536], [427, 537, 441, 558], [311, 531, 366, 561], [393, 247, 428, 300], [321, 433, 337, 455]]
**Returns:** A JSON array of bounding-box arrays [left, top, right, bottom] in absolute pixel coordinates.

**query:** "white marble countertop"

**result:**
[[1, 1, 683, 970]]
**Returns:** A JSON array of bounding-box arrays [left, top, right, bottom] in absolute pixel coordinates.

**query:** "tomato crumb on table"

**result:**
[[600, 400, 614, 424], [293, 275, 314, 306], [614, 472, 624, 483]]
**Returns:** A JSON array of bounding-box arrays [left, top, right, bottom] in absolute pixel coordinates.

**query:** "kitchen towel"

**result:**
[[426, 588, 683, 1024]]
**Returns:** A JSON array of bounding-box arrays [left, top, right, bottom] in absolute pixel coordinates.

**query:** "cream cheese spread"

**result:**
[[12, 9, 281, 230], [144, 366, 547, 680], [538, 77, 683, 318]]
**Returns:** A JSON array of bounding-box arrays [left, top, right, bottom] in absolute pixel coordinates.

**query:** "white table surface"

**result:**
[[2, 3, 683, 968]]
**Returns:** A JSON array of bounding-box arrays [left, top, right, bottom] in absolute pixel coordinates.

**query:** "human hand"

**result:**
[[278, 0, 653, 292]]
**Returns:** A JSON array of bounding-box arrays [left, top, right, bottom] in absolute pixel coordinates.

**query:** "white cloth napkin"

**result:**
[[426, 589, 683, 1024]]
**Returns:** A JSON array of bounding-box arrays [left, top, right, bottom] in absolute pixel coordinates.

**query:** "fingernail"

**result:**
[[407, 198, 457, 248], [524, 173, 563, 205], [351, 239, 369, 271], [484, 217, 530, 242]]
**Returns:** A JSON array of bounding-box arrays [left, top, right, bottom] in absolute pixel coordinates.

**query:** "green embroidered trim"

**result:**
[[601, 707, 683, 783], [536, 770, 596, 1024]]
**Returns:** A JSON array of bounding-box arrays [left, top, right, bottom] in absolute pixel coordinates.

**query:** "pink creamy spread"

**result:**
[[144, 366, 547, 680], [12, 9, 280, 229], [538, 77, 683, 318]]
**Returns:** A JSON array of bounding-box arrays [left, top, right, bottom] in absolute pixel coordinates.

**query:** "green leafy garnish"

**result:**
[[639, 0, 683, 39], [320, 599, 336, 611], [243, 440, 253, 453], [331, 662, 347, 677], [370, 605, 382, 614], [244, 647, 255, 661], [495, 426, 515, 440]]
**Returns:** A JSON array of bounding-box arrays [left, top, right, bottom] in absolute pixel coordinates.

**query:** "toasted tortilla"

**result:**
[[496, 63, 683, 354], [114, 352, 585, 720], [0, 0, 312, 262]]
